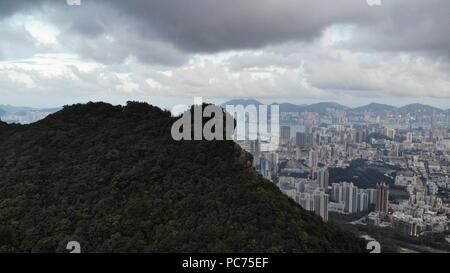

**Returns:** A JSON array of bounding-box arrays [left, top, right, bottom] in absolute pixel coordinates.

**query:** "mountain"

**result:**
[[0, 102, 364, 253], [305, 102, 350, 114], [0, 105, 34, 113], [398, 103, 444, 115], [220, 99, 447, 116], [221, 100, 308, 113], [221, 100, 349, 114], [0, 105, 60, 124], [0, 105, 60, 115], [221, 99, 263, 107], [272, 103, 307, 113], [353, 103, 398, 115]]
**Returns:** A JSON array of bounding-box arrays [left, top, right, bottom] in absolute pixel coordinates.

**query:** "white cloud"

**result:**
[[24, 21, 58, 45], [7, 70, 35, 88]]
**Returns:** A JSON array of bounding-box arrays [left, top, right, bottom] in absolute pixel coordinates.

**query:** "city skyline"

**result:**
[[245, 101, 449, 243]]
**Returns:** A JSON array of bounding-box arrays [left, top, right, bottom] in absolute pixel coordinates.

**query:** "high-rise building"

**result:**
[[314, 168, 329, 190], [314, 132, 320, 146], [259, 158, 271, 180], [447, 110, 450, 129], [266, 152, 279, 175], [365, 188, 377, 205], [257, 152, 280, 180], [331, 182, 356, 213], [358, 129, 366, 143], [331, 182, 358, 213], [331, 183, 343, 203], [376, 183, 389, 214], [350, 129, 357, 143], [343, 182, 357, 213], [250, 139, 261, 158], [308, 149, 319, 169], [330, 145, 335, 157], [298, 192, 314, 212], [296, 132, 306, 147], [296, 132, 312, 148], [331, 182, 377, 214], [295, 148, 301, 160], [356, 189, 369, 212], [406, 132, 413, 143], [313, 190, 329, 221], [384, 128, 396, 139], [281, 179, 329, 222], [280, 126, 291, 145]]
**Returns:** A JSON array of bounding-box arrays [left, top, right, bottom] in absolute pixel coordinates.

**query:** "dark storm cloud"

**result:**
[[0, 0, 57, 17], [341, 0, 450, 58], [105, 0, 377, 52], [87, 0, 449, 57], [0, 1, 31, 17], [1, 0, 448, 60]]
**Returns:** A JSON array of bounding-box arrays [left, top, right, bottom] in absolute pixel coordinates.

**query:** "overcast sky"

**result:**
[[0, 0, 449, 109]]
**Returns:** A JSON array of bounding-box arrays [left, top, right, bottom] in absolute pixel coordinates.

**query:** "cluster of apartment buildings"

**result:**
[[236, 104, 450, 237], [277, 176, 329, 221]]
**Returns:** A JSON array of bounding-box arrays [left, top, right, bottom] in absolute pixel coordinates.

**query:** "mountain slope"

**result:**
[[273, 103, 307, 113], [0, 102, 365, 253], [398, 103, 444, 115], [219, 99, 447, 116], [0, 105, 34, 113], [0, 105, 61, 124], [305, 102, 350, 114], [0, 105, 60, 113], [221, 99, 263, 107], [353, 103, 397, 114]]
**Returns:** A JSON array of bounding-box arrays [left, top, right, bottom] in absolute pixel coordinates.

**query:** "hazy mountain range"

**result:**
[[0, 105, 60, 124], [1, 100, 448, 124], [222, 100, 449, 116]]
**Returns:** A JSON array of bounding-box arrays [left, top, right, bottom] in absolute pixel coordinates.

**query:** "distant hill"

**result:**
[[305, 102, 350, 114], [352, 103, 398, 115], [221, 99, 263, 107], [0, 102, 365, 253], [221, 100, 350, 114], [272, 103, 307, 113], [398, 103, 445, 115], [0, 105, 60, 114], [0, 105, 34, 113], [0, 105, 60, 124], [220, 99, 446, 116]]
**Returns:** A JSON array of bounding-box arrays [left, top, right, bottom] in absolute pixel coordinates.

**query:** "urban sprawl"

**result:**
[[237, 103, 450, 238]]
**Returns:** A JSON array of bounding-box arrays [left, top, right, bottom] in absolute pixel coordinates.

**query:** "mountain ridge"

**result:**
[[397, 103, 445, 115], [0, 105, 61, 124], [221, 99, 446, 114], [0, 104, 60, 113]]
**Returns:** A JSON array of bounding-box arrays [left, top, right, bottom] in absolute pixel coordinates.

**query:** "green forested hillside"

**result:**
[[0, 102, 365, 253]]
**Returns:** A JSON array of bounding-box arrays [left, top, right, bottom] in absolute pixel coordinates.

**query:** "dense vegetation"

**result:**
[[366, 132, 393, 142], [330, 159, 394, 189], [0, 102, 365, 253]]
